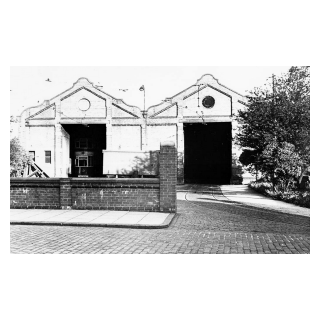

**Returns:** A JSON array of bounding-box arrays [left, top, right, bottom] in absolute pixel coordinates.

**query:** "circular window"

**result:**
[[202, 96, 215, 108], [78, 98, 91, 111]]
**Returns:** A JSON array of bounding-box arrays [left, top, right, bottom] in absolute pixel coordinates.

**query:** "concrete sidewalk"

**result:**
[[10, 209, 174, 229], [220, 185, 310, 217], [177, 184, 310, 217]]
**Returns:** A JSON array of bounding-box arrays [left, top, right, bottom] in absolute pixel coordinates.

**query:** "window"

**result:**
[[75, 155, 93, 167], [29, 151, 35, 162], [79, 139, 87, 148], [202, 96, 215, 108], [78, 157, 88, 167], [45, 151, 51, 164], [75, 138, 94, 149]]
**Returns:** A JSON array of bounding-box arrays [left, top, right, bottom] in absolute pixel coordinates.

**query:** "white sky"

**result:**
[[10, 66, 290, 116]]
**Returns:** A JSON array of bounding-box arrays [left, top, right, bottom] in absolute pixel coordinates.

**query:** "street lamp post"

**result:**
[[140, 85, 147, 118], [139, 85, 145, 110]]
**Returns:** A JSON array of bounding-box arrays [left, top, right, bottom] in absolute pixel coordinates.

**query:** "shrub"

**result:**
[[249, 180, 310, 208]]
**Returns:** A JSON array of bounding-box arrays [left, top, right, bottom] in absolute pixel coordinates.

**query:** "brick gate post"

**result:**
[[159, 141, 177, 213], [60, 178, 72, 209]]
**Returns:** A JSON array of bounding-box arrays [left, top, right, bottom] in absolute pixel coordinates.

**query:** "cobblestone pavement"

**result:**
[[10, 194, 310, 254]]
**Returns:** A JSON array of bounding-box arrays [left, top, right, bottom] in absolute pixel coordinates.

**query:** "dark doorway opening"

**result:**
[[62, 124, 106, 177], [184, 122, 232, 184]]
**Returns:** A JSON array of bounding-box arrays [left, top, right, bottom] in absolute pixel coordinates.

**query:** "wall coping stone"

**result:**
[[69, 178, 159, 184], [11, 178, 61, 182], [10, 177, 159, 183]]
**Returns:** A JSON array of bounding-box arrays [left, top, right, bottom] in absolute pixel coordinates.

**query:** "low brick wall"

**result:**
[[10, 178, 61, 209], [10, 178, 160, 211], [70, 178, 160, 211], [10, 142, 177, 212]]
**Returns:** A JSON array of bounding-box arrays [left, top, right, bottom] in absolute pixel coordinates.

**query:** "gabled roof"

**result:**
[[20, 77, 141, 119], [147, 74, 247, 114]]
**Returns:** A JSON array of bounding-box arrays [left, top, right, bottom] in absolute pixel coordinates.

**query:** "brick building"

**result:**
[[17, 74, 246, 184]]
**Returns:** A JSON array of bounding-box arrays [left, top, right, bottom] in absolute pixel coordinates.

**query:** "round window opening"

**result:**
[[202, 96, 215, 108], [78, 98, 91, 111]]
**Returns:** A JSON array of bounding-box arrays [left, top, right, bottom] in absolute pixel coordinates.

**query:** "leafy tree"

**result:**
[[236, 66, 310, 187], [260, 140, 303, 191], [10, 137, 30, 177]]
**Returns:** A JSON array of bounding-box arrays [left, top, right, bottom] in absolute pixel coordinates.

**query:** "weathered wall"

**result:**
[[10, 179, 61, 209], [69, 179, 160, 211], [10, 178, 159, 211]]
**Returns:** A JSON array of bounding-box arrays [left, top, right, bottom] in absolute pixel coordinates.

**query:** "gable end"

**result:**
[[112, 103, 140, 118], [183, 84, 232, 100], [61, 87, 106, 101], [26, 103, 56, 120]]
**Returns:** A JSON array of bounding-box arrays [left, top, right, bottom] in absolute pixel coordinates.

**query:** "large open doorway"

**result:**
[[62, 124, 106, 177], [184, 122, 232, 184]]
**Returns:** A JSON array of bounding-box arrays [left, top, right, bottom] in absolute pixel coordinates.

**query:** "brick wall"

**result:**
[[69, 178, 160, 211], [10, 141, 177, 212], [159, 141, 177, 213], [10, 178, 61, 209]]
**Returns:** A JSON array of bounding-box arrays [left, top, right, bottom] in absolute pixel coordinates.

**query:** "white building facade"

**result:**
[[18, 74, 246, 184]]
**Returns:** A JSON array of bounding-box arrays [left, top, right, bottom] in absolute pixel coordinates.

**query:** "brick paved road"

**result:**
[[10, 198, 310, 254]]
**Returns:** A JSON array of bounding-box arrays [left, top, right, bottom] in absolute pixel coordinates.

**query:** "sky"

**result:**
[[10, 66, 291, 116]]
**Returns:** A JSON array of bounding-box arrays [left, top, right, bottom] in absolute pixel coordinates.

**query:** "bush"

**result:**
[[249, 180, 310, 208], [10, 137, 30, 177]]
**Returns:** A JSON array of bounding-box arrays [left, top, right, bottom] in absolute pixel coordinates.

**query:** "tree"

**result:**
[[10, 137, 30, 177], [236, 66, 310, 187], [260, 140, 303, 191]]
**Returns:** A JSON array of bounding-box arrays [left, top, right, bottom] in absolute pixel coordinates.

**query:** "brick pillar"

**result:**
[[159, 141, 177, 213], [60, 178, 72, 209]]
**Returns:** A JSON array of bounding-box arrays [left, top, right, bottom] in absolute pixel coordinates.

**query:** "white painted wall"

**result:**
[[25, 126, 55, 177]]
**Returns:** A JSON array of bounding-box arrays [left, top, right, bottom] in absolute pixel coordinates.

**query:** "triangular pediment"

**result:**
[[26, 103, 55, 120], [61, 86, 106, 102], [183, 84, 233, 118], [183, 84, 232, 101], [149, 103, 177, 118], [112, 103, 140, 119]]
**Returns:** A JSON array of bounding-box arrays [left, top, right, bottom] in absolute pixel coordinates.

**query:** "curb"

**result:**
[[10, 213, 176, 229]]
